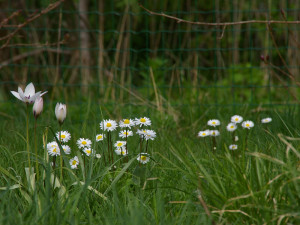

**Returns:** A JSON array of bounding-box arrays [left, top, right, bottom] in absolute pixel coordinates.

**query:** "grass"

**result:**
[[0, 101, 300, 224]]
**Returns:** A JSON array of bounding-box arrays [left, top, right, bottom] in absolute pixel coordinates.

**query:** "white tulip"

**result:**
[[55, 103, 67, 125], [33, 96, 43, 119], [11, 82, 47, 104]]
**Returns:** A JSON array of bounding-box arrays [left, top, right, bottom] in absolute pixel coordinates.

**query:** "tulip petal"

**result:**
[[18, 87, 26, 101], [40, 91, 48, 97], [10, 91, 22, 100], [24, 82, 35, 97]]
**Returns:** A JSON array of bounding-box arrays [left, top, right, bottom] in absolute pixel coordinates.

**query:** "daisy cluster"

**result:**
[[198, 115, 272, 151], [47, 131, 72, 156]]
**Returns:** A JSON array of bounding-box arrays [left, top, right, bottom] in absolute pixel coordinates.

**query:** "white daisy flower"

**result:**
[[69, 156, 79, 169], [100, 119, 118, 132], [77, 138, 92, 149], [119, 119, 135, 128], [229, 144, 238, 150], [96, 154, 101, 159], [242, 120, 254, 129], [210, 130, 220, 137], [198, 130, 210, 137], [261, 117, 272, 123], [83, 148, 94, 156], [115, 147, 128, 156], [114, 141, 126, 148], [62, 145, 71, 155], [119, 130, 133, 138], [47, 145, 60, 156], [137, 153, 150, 164], [226, 123, 237, 132], [135, 117, 151, 127], [235, 136, 239, 142], [56, 131, 71, 143], [207, 119, 220, 127], [96, 134, 105, 142], [137, 129, 148, 137], [144, 130, 156, 141], [231, 115, 243, 124], [47, 141, 58, 150]]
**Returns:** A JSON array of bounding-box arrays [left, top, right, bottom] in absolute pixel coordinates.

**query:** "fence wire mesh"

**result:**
[[1, 0, 300, 108]]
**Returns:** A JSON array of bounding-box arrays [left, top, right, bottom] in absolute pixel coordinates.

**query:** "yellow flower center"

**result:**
[[246, 124, 250, 127], [123, 132, 128, 135], [121, 151, 126, 155], [117, 143, 123, 147], [97, 135, 103, 140], [107, 123, 112, 127], [230, 126, 234, 129], [235, 118, 238, 121], [141, 156, 147, 161], [143, 130, 147, 133], [86, 150, 91, 154], [202, 133, 206, 136], [212, 122, 216, 124], [72, 160, 77, 165], [61, 134, 66, 139], [140, 118, 146, 123], [124, 119, 130, 124], [212, 132, 215, 135], [82, 141, 87, 145], [53, 148, 57, 153]]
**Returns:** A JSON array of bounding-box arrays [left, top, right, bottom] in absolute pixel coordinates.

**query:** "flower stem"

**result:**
[[26, 104, 31, 171], [145, 140, 149, 153], [125, 127, 128, 162], [107, 132, 111, 164], [102, 142, 106, 166], [34, 118, 39, 180], [59, 126, 63, 182], [110, 132, 114, 165]]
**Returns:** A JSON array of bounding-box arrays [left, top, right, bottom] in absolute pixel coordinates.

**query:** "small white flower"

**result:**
[[83, 148, 94, 156], [62, 145, 71, 155], [137, 153, 150, 164], [261, 118, 272, 123], [114, 141, 126, 148], [11, 82, 47, 104], [119, 119, 135, 128], [77, 138, 92, 149], [235, 136, 239, 142], [96, 154, 101, 159], [207, 119, 220, 127], [100, 119, 118, 132], [96, 134, 105, 142], [47, 141, 58, 150], [56, 131, 71, 143], [119, 130, 133, 138], [144, 130, 156, 140], [135, 117, 151, 127], [33, 96, 43, 119], [226, 123, 237, 132], [69, 156, 79, 169], [229, 144, 238, 150], [242, 120, 254, 129], [210, 130, 220, 137], [47, 145, 60, 156], [198, 130, 210, 137], [137, 129, 148, 137], [231, 115, 243, 124], [115, 147, 128, 156], [55, 103, 67, 125]]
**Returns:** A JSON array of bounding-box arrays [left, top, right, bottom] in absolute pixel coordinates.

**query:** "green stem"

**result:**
[[34, 118, 39, 180], [125, 127, 128, 162], [59, 126, 63, 182], [26, 104, 31, 171]]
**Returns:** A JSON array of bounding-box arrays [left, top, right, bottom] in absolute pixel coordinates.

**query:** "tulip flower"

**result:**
[[11, 82, 47, 104], [33, 96, 43, 119], [55, 103, 67, 125]]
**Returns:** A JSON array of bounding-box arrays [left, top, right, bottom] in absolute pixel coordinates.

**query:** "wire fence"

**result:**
[[1, 0, 300, 108]]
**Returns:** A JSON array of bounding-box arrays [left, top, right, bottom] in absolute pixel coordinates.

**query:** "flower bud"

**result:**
[[33, 96, 43, 119], [55, 103, 67, 125]]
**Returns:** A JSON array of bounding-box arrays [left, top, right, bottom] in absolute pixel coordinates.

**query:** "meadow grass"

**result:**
[[0, 102, 300, 224]]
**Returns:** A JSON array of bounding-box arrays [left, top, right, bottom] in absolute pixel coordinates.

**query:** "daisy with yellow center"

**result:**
[[96, 134, 105, 142], [242, 120, 254, 129], [119, 130, 133, 138], [226, 123, 237, 132], [56, 130, 71, 143], [135, 117, 151, 127], [198, 130, 210, 137], [114, 141, 126, 148], [47, 145, 60, 156], [210, 130, 220, 137], [229, 144, 238, 150], [207, 119, 220, 127], [231, 115, 243, 124], [100, 119, 117, 132], [83, 148, 94, 156], [137, 153, 150, 164], [261, 117, 272, 123], [119, 118, 135, 128], [115, 147, 128, 156], [62, 145, 71, 154], [77, 138, 92, 149], [69, 156, 79, 169]]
